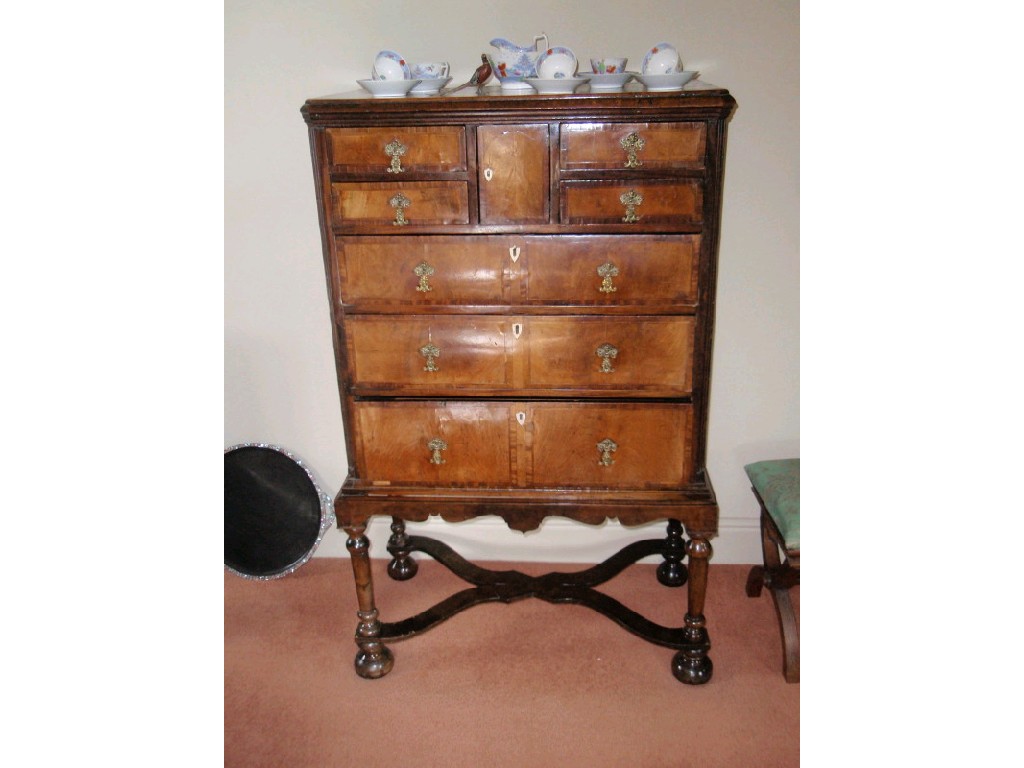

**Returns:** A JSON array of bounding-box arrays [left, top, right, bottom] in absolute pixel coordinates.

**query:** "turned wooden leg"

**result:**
[[672, 536, 713, 684], [386, 517, 419, 581], [344, 527, 394, 679], [657, 519, 689, 587]]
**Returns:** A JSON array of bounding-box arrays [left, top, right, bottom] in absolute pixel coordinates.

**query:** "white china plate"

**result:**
[[373, 50, 410, 80], [410, 76, 452, 95], [357, 78, 421, 98], [536, 47, 577, 79], [634, 71, 698, 91], [525, 76, 590, 94], [586, 72, 636, 91], [641, 43, 681, 74]]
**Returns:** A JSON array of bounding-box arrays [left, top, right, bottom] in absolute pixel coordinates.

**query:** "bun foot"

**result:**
[[354, 644, 394, 679], [656, 560, 688, 587], [387, 555, 419, 581], [671, 650, 713, 685]]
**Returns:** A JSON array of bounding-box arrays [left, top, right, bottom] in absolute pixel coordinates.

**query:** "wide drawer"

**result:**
[[326, 126, 467, 174], [346, 315, 694, 396], [350, 400, 693, 489], [331, 182, 469, 226], [560, 122, 706, 172], [561, 180, 703, 225], [335, 234, 699, 308]]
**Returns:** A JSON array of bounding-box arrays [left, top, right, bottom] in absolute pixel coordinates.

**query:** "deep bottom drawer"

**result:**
[[351, 400, 693, 489]]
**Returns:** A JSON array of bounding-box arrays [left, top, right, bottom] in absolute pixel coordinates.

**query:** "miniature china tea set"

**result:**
[[356, 38, 698, 98]]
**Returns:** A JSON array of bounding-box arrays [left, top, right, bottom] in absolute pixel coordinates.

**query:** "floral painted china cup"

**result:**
[[590, 57, 627, 74], [641, 43, 681, 74], [373, 50, 411, 80], [411, 61, 449, 79], [536, 46, 577, 79]]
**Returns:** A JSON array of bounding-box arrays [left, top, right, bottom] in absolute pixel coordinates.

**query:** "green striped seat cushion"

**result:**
[[744, 458, 799, 550]]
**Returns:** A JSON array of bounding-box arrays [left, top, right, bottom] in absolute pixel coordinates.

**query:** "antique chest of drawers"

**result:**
[[301, 83, 735, 684]]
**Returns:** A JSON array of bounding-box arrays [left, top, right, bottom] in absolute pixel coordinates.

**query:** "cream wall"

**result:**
[[224, 0, 799, 563]]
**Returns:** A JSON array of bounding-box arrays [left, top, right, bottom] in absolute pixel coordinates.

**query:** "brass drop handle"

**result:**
[[427, 438, 447, 465], [620, 189, 642, 224], [385, 138, 407, 174], [596, 343, 618, 373], [414, 262, 434, 292], [597, 438, 618, 466], [620, 132, 645, 168], [597, 262, 619, 293], [390, 193, 411, 226], [420, 341, 440, 372]]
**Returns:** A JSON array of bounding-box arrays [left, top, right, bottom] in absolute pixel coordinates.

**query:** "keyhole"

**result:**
[[516, 411, 526, 426], [484, 168, 494, 181]]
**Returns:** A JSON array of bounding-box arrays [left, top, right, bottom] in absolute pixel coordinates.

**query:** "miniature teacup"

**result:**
[[591, 57, 628, 74], [411, 61, 449, 79]]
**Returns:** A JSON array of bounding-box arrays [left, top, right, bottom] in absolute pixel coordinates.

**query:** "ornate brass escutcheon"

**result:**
[[384, 138, 407, 174], [419, 341, 440, 372], [597, 438, 618, 466], [414, 262, 434, 292], [597, 262, 619, 293], [620, 189, 642, 223], [390, 193, 411, 226], [596, 342, 618, 373], [427, 437, 447, 465], [620, 131, 645, 168]]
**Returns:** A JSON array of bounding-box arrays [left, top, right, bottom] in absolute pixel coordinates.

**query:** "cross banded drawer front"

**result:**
[[346, 315, 693, 396], [335, 234, 700, 309], [561, 180, 703, 225], [350, 400, 693, 489], [326, 126, 468, 174], [331, 182, 469, 226], [559, 122, 707, 172]]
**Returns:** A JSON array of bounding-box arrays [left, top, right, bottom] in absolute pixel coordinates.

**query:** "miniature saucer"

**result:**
[[410, 76, 452, 95], [524, 76, 590, 94], [536, 46, 578, 79], [634, 71, 698, 92], [586, 71, 636, 91], [641, 43, 681, 74], [357, 78, 421, 98], [373, 50, 411, 80]]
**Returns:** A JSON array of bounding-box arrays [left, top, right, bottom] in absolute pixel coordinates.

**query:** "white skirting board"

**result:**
[[312, 515, 762, 565]]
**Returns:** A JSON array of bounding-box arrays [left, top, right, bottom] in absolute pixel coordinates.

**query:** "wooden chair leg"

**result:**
[[771, 585, 800, 683], [749, 506, 800, 683]]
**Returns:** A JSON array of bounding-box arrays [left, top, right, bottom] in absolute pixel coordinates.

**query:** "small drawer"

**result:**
[[561, 180, 702, 226], [353, 401, 513, 486], [520, 235, 700, 307], [560, 122, 706, 172], [326, 126, 467, 175], [331, 182, 469, 226], [526, 402, 693, 488], [522, 316, 694, 395], [336, 236, 508, 306], [347, 315, 512, 392]]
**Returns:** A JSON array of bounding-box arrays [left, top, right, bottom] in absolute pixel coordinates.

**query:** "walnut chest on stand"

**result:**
[[301, 82, 735, 684]]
